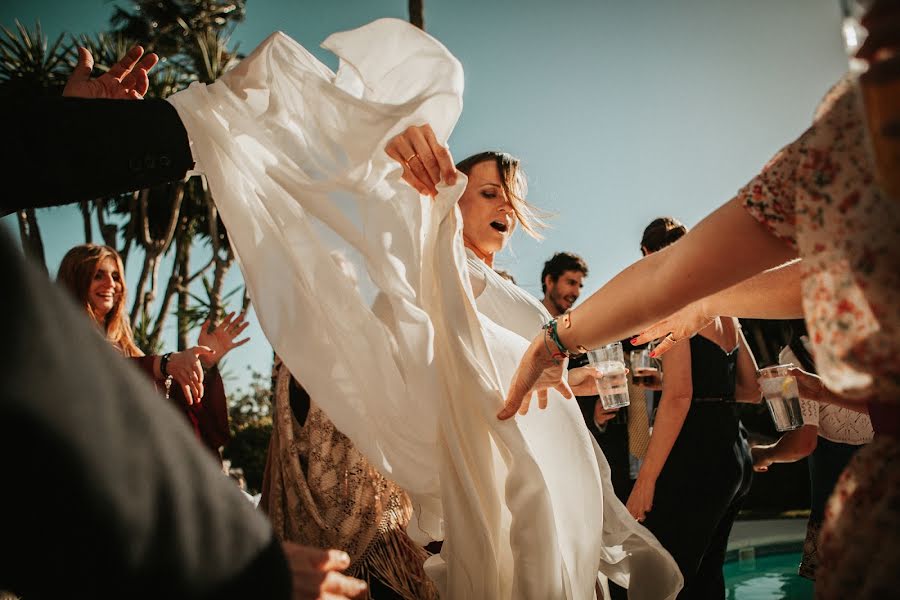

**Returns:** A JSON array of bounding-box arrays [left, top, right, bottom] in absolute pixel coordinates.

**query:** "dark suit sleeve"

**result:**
[[0, 232, 290, 600], [0, 96, 194, 216]]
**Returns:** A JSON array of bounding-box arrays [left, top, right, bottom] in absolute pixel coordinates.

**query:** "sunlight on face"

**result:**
[[89, 256, 123, 318], [546, 270, 585, 314], [458, 161, 517, 257]]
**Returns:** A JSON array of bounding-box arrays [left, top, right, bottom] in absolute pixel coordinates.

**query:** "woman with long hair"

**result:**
[[617, 217, 758, 598], [259, 149, 654, 599], [168, 21, 683, 598], [57, 244, 248, 454]]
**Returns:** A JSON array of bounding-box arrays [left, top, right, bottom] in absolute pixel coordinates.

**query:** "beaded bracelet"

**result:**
[[543, 319, 569, 358], [543, 325, 567, 364], [543, 313, 589, 361]]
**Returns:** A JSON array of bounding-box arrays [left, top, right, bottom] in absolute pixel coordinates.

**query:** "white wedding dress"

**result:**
[[169, 18, 682, 600]]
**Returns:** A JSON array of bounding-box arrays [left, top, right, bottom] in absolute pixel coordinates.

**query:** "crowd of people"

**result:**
[[0, 3, 897, 600]]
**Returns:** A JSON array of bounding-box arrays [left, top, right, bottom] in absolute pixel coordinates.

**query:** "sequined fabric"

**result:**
[[261, 362, 437, 599]]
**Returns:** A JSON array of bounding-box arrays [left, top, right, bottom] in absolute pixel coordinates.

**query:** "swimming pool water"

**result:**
[[723, 552, 814, 600]]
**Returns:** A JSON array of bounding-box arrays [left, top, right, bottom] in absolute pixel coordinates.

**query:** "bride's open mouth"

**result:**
[[490, 220, 508, 233]]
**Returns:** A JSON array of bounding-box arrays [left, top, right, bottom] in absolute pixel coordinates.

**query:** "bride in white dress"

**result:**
[[168, 18, 682, 599]]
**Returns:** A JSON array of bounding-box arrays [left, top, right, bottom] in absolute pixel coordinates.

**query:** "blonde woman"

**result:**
[[57, 244, 248, 454]]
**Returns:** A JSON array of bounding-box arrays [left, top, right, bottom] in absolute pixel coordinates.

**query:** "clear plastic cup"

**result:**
[[630, 348, 662, 387], [758, 364, 803, 432], [587, 342, 630, 410]]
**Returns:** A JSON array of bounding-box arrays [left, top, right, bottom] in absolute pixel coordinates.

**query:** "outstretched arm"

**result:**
[[634, 260, 803, 356], [0, 46, 193, 216], [499, 198, 796, 419], [560, 199, 797, 352]]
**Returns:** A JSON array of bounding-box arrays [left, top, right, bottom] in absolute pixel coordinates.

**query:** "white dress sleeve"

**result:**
[[168, 19, 681, 600]]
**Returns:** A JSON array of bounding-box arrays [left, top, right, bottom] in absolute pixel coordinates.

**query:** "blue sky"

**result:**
[[1, 0, 848, 394]]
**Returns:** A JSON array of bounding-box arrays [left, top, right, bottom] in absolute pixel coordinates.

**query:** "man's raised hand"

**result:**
[[63, 45, 159, 100]]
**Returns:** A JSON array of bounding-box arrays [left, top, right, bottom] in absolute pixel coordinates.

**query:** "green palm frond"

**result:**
[[192, 27, 240, 83], [0, 19, 70, 96], [69, 31, 135, 73]]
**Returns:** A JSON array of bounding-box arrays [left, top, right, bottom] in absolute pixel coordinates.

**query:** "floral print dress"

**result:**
[[740, 78, 900, 599]]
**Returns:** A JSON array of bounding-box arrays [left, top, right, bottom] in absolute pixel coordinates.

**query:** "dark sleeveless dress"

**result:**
[[640, 334, 753, 599]]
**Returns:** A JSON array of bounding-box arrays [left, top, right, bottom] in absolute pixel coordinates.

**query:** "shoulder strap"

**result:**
[[788, 337, 817, 374]]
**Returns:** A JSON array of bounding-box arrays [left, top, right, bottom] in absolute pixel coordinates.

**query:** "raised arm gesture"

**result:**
[[63, 45, 159, 100]]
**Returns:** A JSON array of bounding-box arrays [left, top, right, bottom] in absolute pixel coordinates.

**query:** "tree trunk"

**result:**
[[79, 201, 93, 243], [142, 254, 162, 321], [409, 0, 425, 29], [16, 209, 48, 274], [120, 192, 140, 264], [148, 219, 187, 350], [210, 253, 232, 321], [130, 252, 152, 327], [129, 183, 185, 328], [96, 198, 120, 249], [177, 240, 192, 350], [205, 187, 233, 320]]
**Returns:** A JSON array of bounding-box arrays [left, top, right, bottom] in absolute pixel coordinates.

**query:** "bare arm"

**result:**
[[625, 340, 693, 522], [632, 260, 803, 357], [499, 198, 795, 419], [791, 367, 871, 413], [734, 324, 761, 404], [704, 259, 803, 320], [751, 425, 819, 472], [560, 198, 797, 352]]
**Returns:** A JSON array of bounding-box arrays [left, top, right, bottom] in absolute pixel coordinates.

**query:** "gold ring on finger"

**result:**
[[665, 333, 677, 343], [403, 153, 419, 163]]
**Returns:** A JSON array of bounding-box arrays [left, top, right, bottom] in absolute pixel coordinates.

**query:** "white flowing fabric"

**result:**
[[169, 19, 681, 600]]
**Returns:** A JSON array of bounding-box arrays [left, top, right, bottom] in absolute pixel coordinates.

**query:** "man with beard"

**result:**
[[541, 252, 635, 501], [540, 252, 587, 317]]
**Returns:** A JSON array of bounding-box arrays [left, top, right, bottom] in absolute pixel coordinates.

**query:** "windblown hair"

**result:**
[[540, 252, 589, 294], [455, 151, 548, 239], [57, 244, 143, 357], [640, 217, 688, 254]]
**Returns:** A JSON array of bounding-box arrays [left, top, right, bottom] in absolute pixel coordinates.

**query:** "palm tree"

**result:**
[[110, 0, 245, 66], [0, 20, 69, 96], [0, 20, 71, 272], [409, 0, 425, 30], [104, 0, 245, 349]]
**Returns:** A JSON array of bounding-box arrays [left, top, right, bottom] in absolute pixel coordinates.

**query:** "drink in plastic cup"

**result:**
[[757, 364, 803, 432], [630, 348, 662, 387], [587, 342, 630, 410]]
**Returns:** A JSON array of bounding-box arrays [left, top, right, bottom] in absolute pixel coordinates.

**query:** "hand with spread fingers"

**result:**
[[631, 299, 716, 358], [384, 124, 458, 196], [63, 45, 159, 100], [197, 311, 251, 369], [281, 543, 368, 600], [497, 333, 573, 419]]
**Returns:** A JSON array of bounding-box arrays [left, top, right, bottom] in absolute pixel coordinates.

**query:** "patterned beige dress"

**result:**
[[740, 78, 900, 599], [261, 358, 437, 600]]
